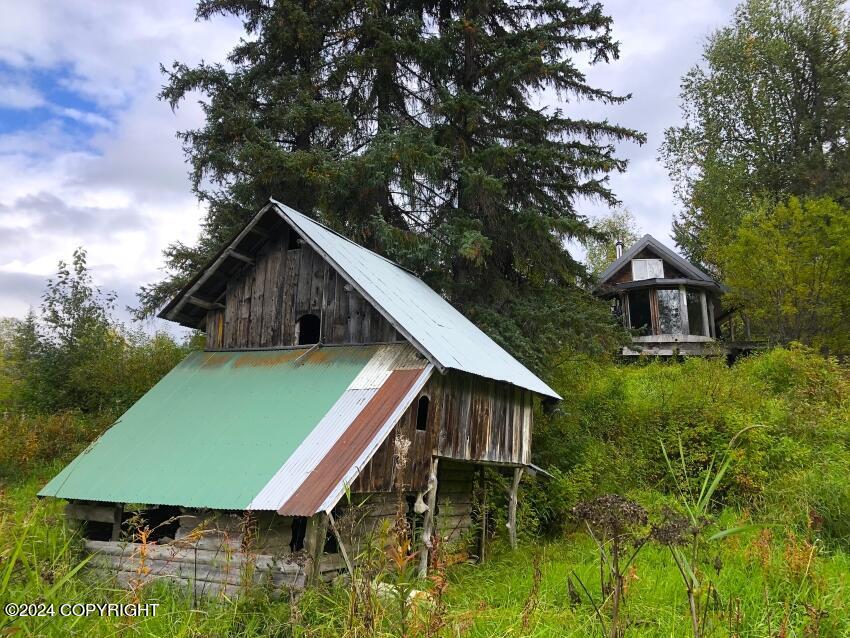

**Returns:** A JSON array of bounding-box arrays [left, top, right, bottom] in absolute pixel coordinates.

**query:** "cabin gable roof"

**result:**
[[597, 234, 717, 287]]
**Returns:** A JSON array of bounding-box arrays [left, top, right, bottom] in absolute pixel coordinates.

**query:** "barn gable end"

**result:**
[[204, 232, 401, 350]]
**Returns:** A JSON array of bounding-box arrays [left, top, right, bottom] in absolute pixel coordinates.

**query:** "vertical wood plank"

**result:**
[[282, 249, 300, 345], [249, 254, 268, 347]]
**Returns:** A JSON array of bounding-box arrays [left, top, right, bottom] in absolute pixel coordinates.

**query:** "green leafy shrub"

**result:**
[[531, 346, 850, 545]]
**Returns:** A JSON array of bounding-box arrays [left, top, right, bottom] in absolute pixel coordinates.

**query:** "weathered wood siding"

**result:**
[[352, 372, 533, 494], [205, 230, 401, 349], [434, 461, 475, 543]]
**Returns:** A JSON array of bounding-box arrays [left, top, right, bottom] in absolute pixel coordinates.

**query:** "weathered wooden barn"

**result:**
[[39, 199, 559, 596], [594, 235, 730, 356]]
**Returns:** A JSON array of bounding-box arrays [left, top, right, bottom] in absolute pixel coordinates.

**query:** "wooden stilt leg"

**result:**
[[304, 513, 328, 585], [508, 467, 523, 550], [479, 466, 487, 563], [418, 457, 439, 577]]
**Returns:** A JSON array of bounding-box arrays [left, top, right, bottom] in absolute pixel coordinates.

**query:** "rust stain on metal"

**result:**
[[233, 350, 301, 368], [200, 352, 233, 368], [279, 368, 425, 515]]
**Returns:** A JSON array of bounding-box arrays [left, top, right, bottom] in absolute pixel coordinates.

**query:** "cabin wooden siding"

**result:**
[[352, 372, 532, 493], [204, 231, 401, 349]]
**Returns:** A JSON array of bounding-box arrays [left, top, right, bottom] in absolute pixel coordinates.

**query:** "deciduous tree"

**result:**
[[661, 0, 850, 270], [720, 196, 850, 352]]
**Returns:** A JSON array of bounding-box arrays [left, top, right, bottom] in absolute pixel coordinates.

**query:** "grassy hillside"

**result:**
[[2, 346, 849, 636]]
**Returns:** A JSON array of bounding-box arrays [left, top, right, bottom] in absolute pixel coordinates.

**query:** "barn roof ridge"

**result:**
[[161, 199, 560, 400]]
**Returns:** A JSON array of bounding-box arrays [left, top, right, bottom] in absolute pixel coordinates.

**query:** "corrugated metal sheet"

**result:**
[[39, 345, 426, 512], [280, 368, 430, 515], [270, 199, 560, 399], [248, 343, 431, 512]]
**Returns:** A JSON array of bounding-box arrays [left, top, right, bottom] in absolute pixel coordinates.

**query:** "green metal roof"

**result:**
[[39, 347, 379, 510]]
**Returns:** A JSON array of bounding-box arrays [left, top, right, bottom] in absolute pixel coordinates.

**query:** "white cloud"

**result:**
[[0, 1, 242, 329], [567, 0, 738, 247], [0, 79, 45, 109], [51, 106, 113, 129], [0, 0, 741, 325]]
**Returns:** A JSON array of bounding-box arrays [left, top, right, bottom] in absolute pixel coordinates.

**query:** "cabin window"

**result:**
[[287, 230, 301, 250], [631, 259, 664, 281], [295, 313, 321, 345], [416, 395, 430, 432], [686, 290, 705, 336], [657, 288, 684, 335], [627, 290, 652, 335], [290, 516, 307, 552]]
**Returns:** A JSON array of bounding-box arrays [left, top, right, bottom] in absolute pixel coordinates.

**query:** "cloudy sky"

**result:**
[[0, 0, 737, 328]]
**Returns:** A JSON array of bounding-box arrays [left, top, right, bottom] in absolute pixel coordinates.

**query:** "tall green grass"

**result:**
[[2, 474, 849, 637]]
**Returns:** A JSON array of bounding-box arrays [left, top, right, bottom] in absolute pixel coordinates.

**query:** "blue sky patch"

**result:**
[[0, 63, 114, 142]]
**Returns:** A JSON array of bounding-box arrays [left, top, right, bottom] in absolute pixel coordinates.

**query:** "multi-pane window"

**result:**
[[631, 259, 664, 280], [656, 288, 683, 335], [686, 290, 705, 336]]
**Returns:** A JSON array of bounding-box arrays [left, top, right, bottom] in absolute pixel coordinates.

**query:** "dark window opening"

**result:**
[[657, 288, 683, 335], [323, 527, 338, 554], [290, 516, 307, 552], [416, 395, 430, 432], [628, 290, 652, 336], [686, 290, 705, 336], [287, 230, 301, 250], [295, 314, 321, 345]]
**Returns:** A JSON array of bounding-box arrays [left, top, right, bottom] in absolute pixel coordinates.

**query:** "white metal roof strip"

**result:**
[[247, 387, 379, 510], [246, 344, 427, 511], [318, 364, 434, 513], [271, 200, 560, 400], [348, 343, 425, 390]]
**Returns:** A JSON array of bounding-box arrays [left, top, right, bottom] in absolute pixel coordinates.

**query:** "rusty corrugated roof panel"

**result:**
[[40, 344, 429, 513], [279, 368, 431, 515], [247, 344, 431, 512]]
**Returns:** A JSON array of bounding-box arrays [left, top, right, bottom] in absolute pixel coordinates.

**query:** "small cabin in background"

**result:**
[[39, 199, 559, 596], [594, 234, 728, 357]]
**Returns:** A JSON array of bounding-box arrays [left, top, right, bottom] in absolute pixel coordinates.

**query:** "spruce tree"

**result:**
[[142, 0, 641, 370], [410, 0, 644, 367], [139, 0, 359, 312]]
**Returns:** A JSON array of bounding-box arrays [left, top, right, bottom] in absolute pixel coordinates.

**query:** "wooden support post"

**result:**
[[708, 300, 716, 338], [678, 285, 690, 335], [418, 457, 440, 577], [327, 511, 354, 578], [479, 466, 487, 563], [507, 467, 523, 550], [304, 513, 328, 586]]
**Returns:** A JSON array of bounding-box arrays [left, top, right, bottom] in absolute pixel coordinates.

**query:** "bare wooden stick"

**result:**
[[326, 510, 354, 578]]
